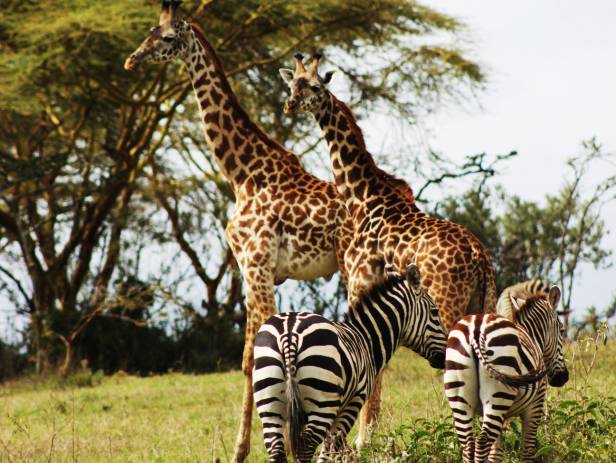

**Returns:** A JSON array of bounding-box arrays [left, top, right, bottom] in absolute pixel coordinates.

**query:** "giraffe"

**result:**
[[280, 54, 497, 447], [124, 5, 352, 461]]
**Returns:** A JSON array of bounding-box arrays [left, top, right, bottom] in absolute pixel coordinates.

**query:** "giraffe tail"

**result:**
[[473, 244, 496, 314]]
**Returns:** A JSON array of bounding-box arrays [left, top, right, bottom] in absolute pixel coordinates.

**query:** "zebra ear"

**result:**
[[509, 294, 525, 312], [405, 264, 421, 289], [548, 286, 561, 309]]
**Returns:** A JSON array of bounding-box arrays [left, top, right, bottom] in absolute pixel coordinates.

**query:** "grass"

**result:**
[[1, 337, 615, 462]]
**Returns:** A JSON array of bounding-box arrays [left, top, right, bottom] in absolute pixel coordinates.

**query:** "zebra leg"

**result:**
[[253, 332, 287, 462], [462, 438, 475, 463], [318, 400, 362, 462], [487, 435, 504, 463], [298, 416, 337, 463], [256, 396, 287, 462], [475, 405, 508, 463], [444, 370, 478, 463], [520, 394, 545, 462]]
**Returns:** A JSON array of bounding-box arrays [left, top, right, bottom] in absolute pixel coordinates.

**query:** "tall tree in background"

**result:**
[[437, 140, 615, 334], [0, 0, 483, 373]]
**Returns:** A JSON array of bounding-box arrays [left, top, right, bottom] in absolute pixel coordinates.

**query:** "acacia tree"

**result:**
[[0, 0, 485, 373]]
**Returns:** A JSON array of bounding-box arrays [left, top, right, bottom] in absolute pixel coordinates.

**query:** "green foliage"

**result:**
[[359, 394, 616, 463]]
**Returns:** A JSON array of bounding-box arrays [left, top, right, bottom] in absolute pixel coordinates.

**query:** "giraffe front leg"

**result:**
[[355, 372, 382, 449], [232, 265, 277, 463]]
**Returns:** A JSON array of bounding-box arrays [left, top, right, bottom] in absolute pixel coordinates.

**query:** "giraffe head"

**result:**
[[124, 1, 191, 71], [279, 54, 334, 114]]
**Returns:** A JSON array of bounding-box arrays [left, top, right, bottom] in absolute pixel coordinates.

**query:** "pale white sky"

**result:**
[[421, 0, 616, 314]]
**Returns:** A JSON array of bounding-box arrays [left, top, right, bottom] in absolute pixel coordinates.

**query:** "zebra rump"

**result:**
[[469, 316, 548, 387], [254, 266, 446, 463]]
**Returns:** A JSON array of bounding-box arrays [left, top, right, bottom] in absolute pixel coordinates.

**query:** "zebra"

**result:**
[[444, 285, 569, 463], [496, 279, 549, 320], [253, 264, 447, 462]]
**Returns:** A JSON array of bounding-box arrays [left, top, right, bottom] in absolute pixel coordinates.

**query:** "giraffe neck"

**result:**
[[312, 92, 418, 216], [183, 25, 291, 189]]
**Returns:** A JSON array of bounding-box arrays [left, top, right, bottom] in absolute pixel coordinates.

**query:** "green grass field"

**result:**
[[1, 338, 615, 462]]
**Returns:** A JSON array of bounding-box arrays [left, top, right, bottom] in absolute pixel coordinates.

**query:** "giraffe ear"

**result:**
[[323, 70, 335, 84], [405, 264, 421, 289], [279, 68, 294, 84], [548, 286, 561, 310]]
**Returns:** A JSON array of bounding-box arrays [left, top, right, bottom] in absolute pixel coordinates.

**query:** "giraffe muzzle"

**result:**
[[284, 98, 299, 114], [124, 53, 142, 71]]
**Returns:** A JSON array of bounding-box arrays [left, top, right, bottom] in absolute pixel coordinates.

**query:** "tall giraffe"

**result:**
[[124, 5, 352, 461], [280, 54, 497, 446]]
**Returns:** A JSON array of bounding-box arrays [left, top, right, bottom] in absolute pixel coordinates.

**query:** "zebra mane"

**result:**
[[344, 273, 406, 321], [513, 292, 552, 322], [496, 279, 550, 320]]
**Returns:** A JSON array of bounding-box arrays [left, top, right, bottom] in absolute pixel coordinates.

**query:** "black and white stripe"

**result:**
[[495, 279, 549, 320], [444, 285, 569, 463], [253, 265, 447, 462]]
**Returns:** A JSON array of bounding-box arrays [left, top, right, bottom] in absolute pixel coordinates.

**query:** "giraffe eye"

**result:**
[[162, 35, 175, 43], [310, 85, 320, 92]]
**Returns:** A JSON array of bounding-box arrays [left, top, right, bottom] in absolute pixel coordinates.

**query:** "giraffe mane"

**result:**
[[331, 95, 417, 204], [191, 24, 302, 166]]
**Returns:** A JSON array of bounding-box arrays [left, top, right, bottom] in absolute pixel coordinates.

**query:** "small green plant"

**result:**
[[360, 334, 616, 463]]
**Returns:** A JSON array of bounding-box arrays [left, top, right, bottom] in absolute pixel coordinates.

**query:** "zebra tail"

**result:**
[[471, 330, 548, 387], [286, 363, 307, 459]]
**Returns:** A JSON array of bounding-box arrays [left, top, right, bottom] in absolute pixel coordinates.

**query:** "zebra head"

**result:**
[[511, 285, 569, 387], [400, 265, 447, 369]]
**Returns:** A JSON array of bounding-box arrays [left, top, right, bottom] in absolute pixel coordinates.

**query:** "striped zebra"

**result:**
[[496, 279, 549, 320], [444, 285, 569, 463], [253, 265, 447, 462]]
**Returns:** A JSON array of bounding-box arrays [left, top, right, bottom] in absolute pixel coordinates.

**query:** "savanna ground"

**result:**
[[1, 336, 615, 463]]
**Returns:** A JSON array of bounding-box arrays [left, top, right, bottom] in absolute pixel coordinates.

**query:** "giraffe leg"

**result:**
[[232, 266, 277, 463], [355, 371, 382, 448]]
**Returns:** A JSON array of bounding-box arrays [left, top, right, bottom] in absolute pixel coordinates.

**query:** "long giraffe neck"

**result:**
[[183, 25, 294, 189], [313, 92, 418, 216]]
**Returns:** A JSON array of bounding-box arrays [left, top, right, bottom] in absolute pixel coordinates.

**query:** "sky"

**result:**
[[419, 0, 616, 315]]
